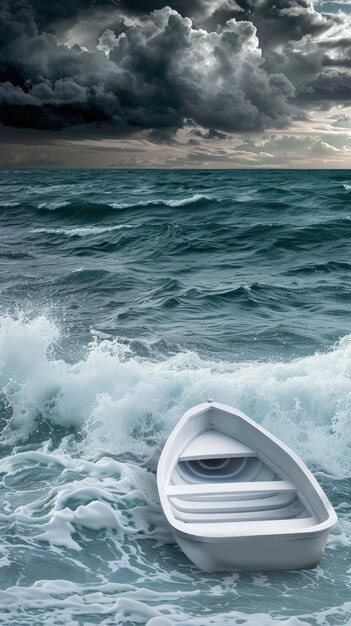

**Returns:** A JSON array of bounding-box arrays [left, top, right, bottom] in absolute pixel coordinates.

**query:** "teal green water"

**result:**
[[0, 169, 350, 625]]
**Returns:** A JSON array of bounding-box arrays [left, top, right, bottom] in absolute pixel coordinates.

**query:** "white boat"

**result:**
[[157, 400, 337, 572]]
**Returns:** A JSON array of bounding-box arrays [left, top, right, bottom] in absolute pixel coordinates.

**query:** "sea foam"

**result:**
[[0, 313, 350, 476]]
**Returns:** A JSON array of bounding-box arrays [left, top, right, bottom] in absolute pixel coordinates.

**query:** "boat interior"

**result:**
[[167, 427, 317, 532]]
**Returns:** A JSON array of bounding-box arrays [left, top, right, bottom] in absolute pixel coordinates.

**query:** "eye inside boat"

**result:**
[[177, 456, 268, 482], [168, 428, 312, 525], [170, 455, 309, 523]]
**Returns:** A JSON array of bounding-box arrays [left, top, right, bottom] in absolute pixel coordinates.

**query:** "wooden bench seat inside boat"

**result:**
[[167, 480, 295, 497]]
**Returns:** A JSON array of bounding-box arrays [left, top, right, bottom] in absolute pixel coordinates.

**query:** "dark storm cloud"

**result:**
[[117, 0, 335, 44], [0, 0, 350, 139], [240, 0, 335, 46], [117, 0, 246, 31], [0, 2, 298, 134], [13, 0, 117, 29], [190, 128, 228, 140], [238, 1, 351, 107]]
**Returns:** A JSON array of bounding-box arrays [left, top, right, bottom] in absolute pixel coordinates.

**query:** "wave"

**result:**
[[0, 313, 350, 476], [343, 184, 351, 190], [162, 194, 211, 207], [37, 201, 70, 209], [111, 194, 212, 209], [0, 201, 21, 207], [31, 225, 139, 237], [285, 260, 351, 275], [34, 194, 213, 213]]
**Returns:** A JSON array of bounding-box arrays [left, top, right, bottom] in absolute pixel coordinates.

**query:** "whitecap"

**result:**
[[111, 194, 211, 209], [0, 201, 21, 207], [37, 201, 69, 209], [0, 313, 350, 476], [163, 194, 211, 207], [31, 225, 138, 236]]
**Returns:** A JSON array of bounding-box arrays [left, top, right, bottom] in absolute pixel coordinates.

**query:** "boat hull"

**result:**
[[174, 528, 329, 573], [157, 401, 337, 572]]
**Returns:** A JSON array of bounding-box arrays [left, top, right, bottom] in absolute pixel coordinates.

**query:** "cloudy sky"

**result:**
[[1, 0, 351, 168]]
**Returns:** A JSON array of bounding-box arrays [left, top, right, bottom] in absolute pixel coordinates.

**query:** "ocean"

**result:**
[[0, 168, 350, 625]]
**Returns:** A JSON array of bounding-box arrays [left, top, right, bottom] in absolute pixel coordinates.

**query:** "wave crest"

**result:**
[[33, 194, 213, 214], [31, 225, 138, 237], [0, 313, 350, 475]]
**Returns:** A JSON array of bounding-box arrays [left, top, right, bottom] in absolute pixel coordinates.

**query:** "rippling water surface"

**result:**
[[0, 169, 350, 625]]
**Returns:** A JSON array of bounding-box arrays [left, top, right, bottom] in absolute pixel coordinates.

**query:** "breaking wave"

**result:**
[[0, 313, 350, 476]]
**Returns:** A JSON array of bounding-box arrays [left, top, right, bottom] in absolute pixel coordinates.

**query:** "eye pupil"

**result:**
[[197, 458, 231, 470], [180, 457, 249, 480]]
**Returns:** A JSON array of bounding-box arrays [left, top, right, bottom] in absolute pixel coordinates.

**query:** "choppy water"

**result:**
[[0, 169, 350, 626]]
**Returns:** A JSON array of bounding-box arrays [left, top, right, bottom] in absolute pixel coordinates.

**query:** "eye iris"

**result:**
[[197, 458, 231, 470], [184, 457, 248, 479]]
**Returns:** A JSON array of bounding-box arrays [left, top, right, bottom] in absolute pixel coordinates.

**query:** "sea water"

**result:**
[[0, 169, 350, 625]]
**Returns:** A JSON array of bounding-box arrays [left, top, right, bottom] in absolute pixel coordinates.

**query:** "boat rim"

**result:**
[[157, 401, 338, 540]]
